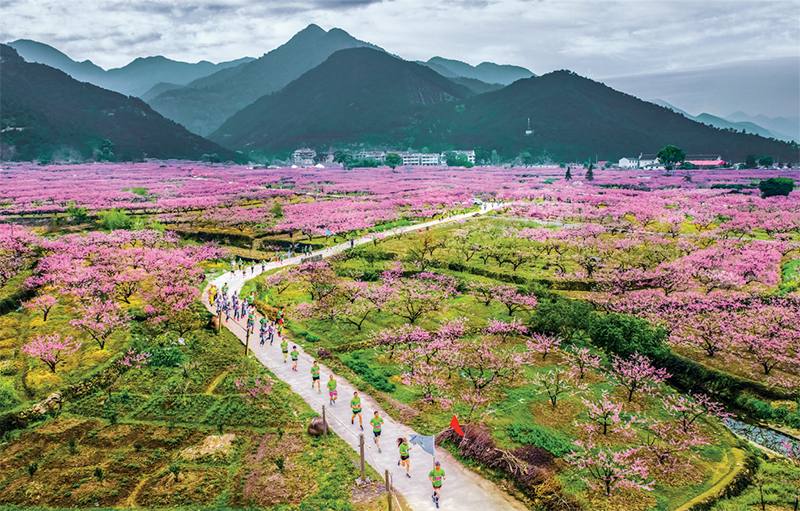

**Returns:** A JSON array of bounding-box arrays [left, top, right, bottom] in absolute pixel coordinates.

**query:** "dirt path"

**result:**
[[204, 205, 528, 511]]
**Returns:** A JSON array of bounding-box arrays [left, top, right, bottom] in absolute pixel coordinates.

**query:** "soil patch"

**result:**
[[529, 400, 580, 429], [247, 432, 276, 464], [181, 433, 236, 461]]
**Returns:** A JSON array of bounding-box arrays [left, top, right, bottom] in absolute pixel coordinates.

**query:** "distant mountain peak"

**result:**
[[424, 56, 534, 85]]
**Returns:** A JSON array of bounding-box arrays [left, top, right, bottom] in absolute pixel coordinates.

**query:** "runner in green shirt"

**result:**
[[429, 461, 446, 508], [290, 346, 299, 371], [310, 361, 321, 392], [350, 392, 363, 430], [397, 437, 411, 477], [327, 375, 337, 405], [369, 411, 384, 453], [280, 339, 289, 363]]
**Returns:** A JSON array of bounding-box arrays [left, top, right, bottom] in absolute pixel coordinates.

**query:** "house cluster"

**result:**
[[291, 148, 476, 167], [618, 153, 725, 170], [394, 150, 476, 166], [291, 148, 318, 166]]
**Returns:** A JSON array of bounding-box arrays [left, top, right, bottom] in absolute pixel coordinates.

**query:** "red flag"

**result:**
[[450, 414, 464, 436]]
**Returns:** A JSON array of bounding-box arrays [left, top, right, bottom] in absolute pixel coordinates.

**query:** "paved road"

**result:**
[[205, 204, 527, 511]]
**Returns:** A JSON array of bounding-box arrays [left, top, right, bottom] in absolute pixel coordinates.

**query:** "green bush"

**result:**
[[305, 332, 322, 343], [529, 296, 593, 342], [736, 396, 776, 420], [759, 177, 794, 198], [0, 377, 20, 412], [507, 423, 572, 457], [147, 347, 185, 368], [344, 353, 395, 392], [587, 313, 668, 359], [785, 411, 800, 429], [98, 209, 132, 230]]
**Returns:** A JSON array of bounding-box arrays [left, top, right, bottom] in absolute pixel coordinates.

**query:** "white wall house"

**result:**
[[619, 157, 638, 169], [355, 150, 387, 163], [396, 151, 441, 166], [292, 148, 316, 166]]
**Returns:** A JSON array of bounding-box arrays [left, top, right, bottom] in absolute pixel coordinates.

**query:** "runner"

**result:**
[[310, 360, 321, 392], [350, 391, 363, 430], [397, 437, 411, 478], [233, 295, 241, 320], [429, 461, 446, 508], [280, 338, 289, 363], [327, 375, 337, 405], [290, 346, 299, 371], [268, 321, 275, 345], [259, 317, 268, 346], [370, 411, 384, 453]]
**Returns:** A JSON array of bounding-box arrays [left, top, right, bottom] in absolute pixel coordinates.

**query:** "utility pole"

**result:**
[[385, 469, 391, 511], [359, 434, 366, 482]]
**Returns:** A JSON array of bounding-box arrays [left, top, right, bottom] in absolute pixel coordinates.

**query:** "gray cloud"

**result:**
[[2, 0, 797, 85]]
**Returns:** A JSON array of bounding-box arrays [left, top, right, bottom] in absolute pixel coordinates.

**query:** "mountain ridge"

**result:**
[[6, 39, 254, 97], [208, 47, 470, 152], [146, 24, 386, 136], [0, 45, 239, 163]]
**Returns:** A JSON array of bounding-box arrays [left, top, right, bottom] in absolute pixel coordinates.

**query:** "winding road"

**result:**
[[204, 204, 528, 511]]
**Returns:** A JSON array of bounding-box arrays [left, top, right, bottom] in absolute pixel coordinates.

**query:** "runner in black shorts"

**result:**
[[397, 437, 411, 477], [369, 411, 384, 453]]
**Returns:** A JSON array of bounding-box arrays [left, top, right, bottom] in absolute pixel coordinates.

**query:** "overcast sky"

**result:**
[[1, 0, 798, 78]]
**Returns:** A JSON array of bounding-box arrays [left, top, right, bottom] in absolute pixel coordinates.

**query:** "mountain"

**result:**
[[693, 113, 778, 140], [450, 77, 505, 95], [6, 39, 254, 97], [4, 39, 105, 81], [100, 55, 255, 97], [648, 99, 692, 118], [600, 57, 800, 120], [146, 24, 385, 136], [650, 99, 796, 143], [725, 111, 799, 143], [208, 55, 799, 162], [209, 47, 470, 152], [140, 82, 184, 102], [403, 70, 798, 163], [424, 57, 535, 85], [0, 45, 239, 162]]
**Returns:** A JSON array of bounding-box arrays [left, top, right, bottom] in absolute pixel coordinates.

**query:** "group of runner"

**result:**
[[214, 259, 448, 508]]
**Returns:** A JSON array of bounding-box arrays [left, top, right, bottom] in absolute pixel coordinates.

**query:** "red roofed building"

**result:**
[[685, 155, 725, 168]]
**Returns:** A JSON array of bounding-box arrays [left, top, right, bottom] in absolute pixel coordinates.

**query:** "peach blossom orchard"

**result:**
[[0, 161, 799, 511]]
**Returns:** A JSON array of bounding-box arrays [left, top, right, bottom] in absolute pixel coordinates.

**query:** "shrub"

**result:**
[[147, 347, 185, 367], [507, 423, 572, 457], [759, 177, 794, 198], [98, 209, 132, 230], [344, 353, 395, 392], [587, 313, 668, 359], [305, 332, 322, 343], [784, 411, 800, 429], [0, 378, 20, 412], [529, 296, 593, 342]]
